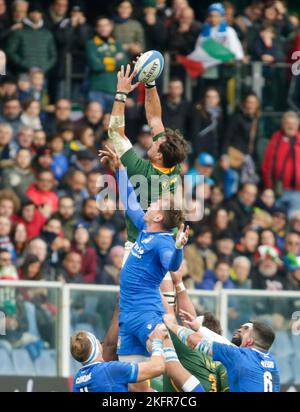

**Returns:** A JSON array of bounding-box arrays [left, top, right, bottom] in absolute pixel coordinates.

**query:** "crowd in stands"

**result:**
[[0, 0, 300, 358]]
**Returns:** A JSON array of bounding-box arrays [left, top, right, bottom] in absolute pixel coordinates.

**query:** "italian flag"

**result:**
[[176, 38, 235, 78]]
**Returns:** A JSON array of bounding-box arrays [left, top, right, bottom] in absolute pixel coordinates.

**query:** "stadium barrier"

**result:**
[[0, 281, 299, 385]]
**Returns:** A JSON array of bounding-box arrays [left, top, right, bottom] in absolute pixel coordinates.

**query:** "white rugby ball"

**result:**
[[134, 50, 164, 84]]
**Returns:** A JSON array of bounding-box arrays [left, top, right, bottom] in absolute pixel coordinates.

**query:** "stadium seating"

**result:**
[[0, 348, 16, 375], [34, 349, 57, 377], [12, 349, 36, 376]]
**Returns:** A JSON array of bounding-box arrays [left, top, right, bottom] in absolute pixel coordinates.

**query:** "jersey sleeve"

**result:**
[[120, 148, 150, 177], [116, 168, 145, 231], [212, 342, 242, 370], [159, 245, 183, 272], [216, 362, 230, 392], [108, 362, 139, 385]]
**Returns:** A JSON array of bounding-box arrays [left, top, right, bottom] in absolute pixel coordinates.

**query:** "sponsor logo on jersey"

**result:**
[[141, 235, 154, 244], [76, 373, 91, 384]]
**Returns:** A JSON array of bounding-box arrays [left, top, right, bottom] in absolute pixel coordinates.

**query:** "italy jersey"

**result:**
[[72, 361, 138, 392], [120, 230, 181, 314], [212, 343, 280, 392]]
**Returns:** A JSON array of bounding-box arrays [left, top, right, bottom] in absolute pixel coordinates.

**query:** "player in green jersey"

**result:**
[[162, 267, 229, 392]]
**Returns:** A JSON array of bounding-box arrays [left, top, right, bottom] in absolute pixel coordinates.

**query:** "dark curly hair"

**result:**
[[159, 128, 188, 168]]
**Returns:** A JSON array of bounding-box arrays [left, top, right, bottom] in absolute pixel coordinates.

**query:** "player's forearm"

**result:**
[[175, 286, 197, 318], [169, 323, 213, 356], [108, 99, 132, 157], [137, 339, 165, 381], [145, 87, 164, 135]]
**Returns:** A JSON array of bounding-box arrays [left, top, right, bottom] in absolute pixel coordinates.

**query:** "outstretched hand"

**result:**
[[117, 64, 139, 95], [98, 145, 122, 172], [175, 224, 189, 249], [179, 309, 200, 331]]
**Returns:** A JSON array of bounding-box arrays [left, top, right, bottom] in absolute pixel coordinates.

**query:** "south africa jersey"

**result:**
[[163, 331, 229, 392], [212, 343, 280, 392], [72, 361, 138, 392]]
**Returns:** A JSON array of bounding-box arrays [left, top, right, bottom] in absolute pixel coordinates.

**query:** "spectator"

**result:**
[[73, 101, 104, 141], [0, 0, 12, 49], [113, 0, 145, 58], [187, 152, 215, 190], [77, 197, 100, 234], [33, 129, 47, 150], [101, 245, 124, 285], [230, 256, 252, 289], [52, 196, 76, 241], [86, 16, 128, 112], [0, 189, 21, 219], [133, 125, 153, 159], [271, 206, 288, 250], [11, 0, 29, 26], [256, 188, 276, 214], [58, 169, 88, 212], [94, 226, 114, 282], [26, 169, 59, 212], [161, 78, 191, 137], [284, 254, 300, 291], [210, 207, 233, 240], [1, 148, 35, 198], [42, 98, 72, 136], [225, 93, 261, 161], [283, 232, 300, 258], [252, 23, 285, 63], [0, 249, 18, 280], [260, 229, 279, 250], [48, 134, 69, 180], [86, 171, 102, 198], [0, 216, 16, 261], [235, 229, 259, 268], [33, 145, 53, 172], [0, 123, 17, 168], [185, 225, 217, 283], [13, 222, 28, 266], [20, 98, 42, 130], [226, 182, 258, 233], [197, 259, 235, 290], [26, 237, 57, 280], [16, 126, 34, 152], [71, 225, 97, 284], [252, 245, 286, 290], [57, 251, 84, 283], [6, 2, 57, 75], [142, 0, 168, 51], [0, 76, 19, 100], [189, 87, 223, 160], [215, 230, 235, 261], [19, 254, 43, 280], [168, 7, 201, 56], [0, 98, 22, 137], [262, 111, 300, 217]]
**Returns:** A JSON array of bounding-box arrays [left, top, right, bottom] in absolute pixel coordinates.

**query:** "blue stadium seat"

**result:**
[[276, 356, 293, 384], [291, 358, 300, 385], [34, 349, 57, 376], [84, 296, 99, 314], [0, 348, 16, 375], [12, 349, 36, 376], [271, 331, 293, 358], [291, 333, 300, 358], [70, 356, 81, 376], [74, 323, 95, 335], [24, 301, 40, 338]]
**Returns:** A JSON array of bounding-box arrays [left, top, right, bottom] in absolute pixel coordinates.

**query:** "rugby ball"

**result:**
[[134, 50, 164, 84]]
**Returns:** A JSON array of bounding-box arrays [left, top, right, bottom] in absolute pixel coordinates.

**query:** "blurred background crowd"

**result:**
[[0, 0, 300, 381]]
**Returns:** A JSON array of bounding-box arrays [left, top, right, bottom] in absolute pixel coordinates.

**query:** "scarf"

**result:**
[[201, 20, 228, 40], [23, 17, 44, 30]]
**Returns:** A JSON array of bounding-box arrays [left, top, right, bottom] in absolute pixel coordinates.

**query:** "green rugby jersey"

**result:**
[[163, 331, 229, 392], [120, 148, 181, 242]]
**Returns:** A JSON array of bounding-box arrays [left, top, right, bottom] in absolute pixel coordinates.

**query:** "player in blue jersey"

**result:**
[[98, 147, 189, 390], [71, 326, 167, 392], [164, 314, 280, 392]]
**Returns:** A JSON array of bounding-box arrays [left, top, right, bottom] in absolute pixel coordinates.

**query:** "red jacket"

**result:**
[[262, 130, 300, 191], [26, 183, 59, 213], [12, 208, 47, 239]]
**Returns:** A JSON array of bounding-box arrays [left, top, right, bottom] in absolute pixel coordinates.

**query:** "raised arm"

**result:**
[[159, 225, 189, 272], [145, 84, 165, 138], [116, 167, 145, 231], [108, 65, 138, 157]]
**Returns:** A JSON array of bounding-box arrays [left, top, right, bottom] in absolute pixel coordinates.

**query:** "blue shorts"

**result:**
[[117, 311, 164, 357]]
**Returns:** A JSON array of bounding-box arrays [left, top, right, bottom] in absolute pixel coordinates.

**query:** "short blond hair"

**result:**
[[70, 331, 92, 363]]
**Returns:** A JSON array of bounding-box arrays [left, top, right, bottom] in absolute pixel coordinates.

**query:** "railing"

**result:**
[[1, 281, 300, 385]]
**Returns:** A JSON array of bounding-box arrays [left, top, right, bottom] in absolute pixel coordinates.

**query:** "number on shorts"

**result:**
[[264, 371, 273, 392]]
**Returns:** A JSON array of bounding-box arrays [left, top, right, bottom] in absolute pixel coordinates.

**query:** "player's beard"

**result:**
[[231, 332, 242, 347]]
